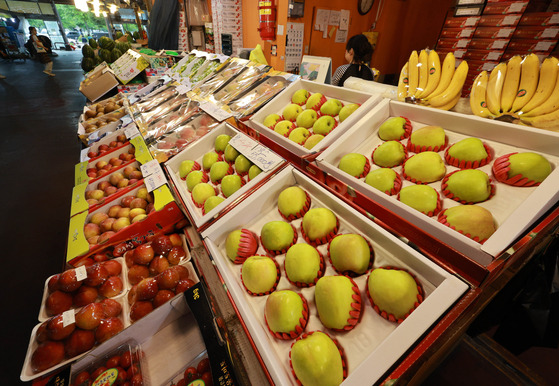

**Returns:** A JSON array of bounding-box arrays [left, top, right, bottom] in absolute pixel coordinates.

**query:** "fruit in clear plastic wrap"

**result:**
[[282, 103, 303, 121], [157, 268, 180, 290], [128, 264, 150, 285], [72, 285, 99, 308], [312, 115, 336, 136], [136, 277, 159, 300], [153, 289, 175, 307], [133, 244, 155, 265], [31, 341, 65, 373], [47, 274, 60, 292], [99, 276, 124, 298], [95, 317, 124, 342], [169, 233, 183, 247], [241, 256, 279, 294], [130, 301, 154, 322], [46, 290, 73, 315], [329, 234, 372, 275], [47, 314, 76, 340], [176, 278, 195, 293], [64, 329, 95, 357], [290, 331, 344, 386], [59, 270, 82, 293], [221, 174, 243, 197], [167, 246, 186, 265], [339, 103, 359, 122], [263, 113, 281, 128], [90, 366, 107, 381], [75, 302, 104, 330], [264, 289, 305, 335], [36, 322, 48, 343], [304, 134, 324, 150], [120, 350, 132, 368], [84, 264, 109, 287], [152, 235, 173, 255], [149, 255, 170, 275], [100, 298, 122, 318], [101, 260, 122, 276], [295, 109, 318, 129], [172, 265, 190, 280], [73, 370, 91, 385], [288, 127, 310, 145], [320, 98, 343, 116]]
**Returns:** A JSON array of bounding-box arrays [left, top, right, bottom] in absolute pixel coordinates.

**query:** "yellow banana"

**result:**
[[519, 56, 559, 114], [520, 71, 559, 117], [486, 62, 507, 115], [397, 61, 409, 101], [408, 50, 419, 97], [433, 89, 462, 111], [428, 60, 469, 108], [500, 55, 522, 113], [520, 107, 559, 129], [511, 53, 541, 112], [414, 50, 429, 97], [424, 52, 455, 101], [469, 71, 494, 118], [416, 49, 441, 99]]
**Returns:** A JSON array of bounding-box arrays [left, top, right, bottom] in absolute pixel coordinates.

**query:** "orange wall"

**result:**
[[241, 0, 453, 80]]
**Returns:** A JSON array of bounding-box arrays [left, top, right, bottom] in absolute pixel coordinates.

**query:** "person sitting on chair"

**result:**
[[332, 34, 375, 87], [29, 27, 54, 77]]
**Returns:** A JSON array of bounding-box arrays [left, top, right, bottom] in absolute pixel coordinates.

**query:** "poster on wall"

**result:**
[[299, 55, 332, 84], [285, 22, 304, 72]]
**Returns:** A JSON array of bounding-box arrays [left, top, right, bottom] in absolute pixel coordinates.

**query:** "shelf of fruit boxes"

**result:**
[[301, 99, 559, 287], [238, 79, 382, 167], [201, 166, 468, 386]]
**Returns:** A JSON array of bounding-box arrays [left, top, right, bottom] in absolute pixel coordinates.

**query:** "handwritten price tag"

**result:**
[[144, 172, 167, 192], [200, 101, 233, 122], [140, 159, 162, 178], [228, 134, 282, 172]]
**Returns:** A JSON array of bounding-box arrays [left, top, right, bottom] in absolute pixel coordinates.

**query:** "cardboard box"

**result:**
[[512, 25, 559, 39], [118, 83, 149, 94], [316, 99, 559, 266], [466, 60, 500, 73], [478, 13, 522, 26], [436, 38, 471, 50], [482, 1, 528, 14], [110, 50, 150, 84], [201, 166, 469, 385], [502, 50, 550, 61], [440, 27, 476, 39], [507, 38, 558, 52], [469, 38, 511, 50], [474, 26, 516, 38], [444, 15, 481, 28], [463, 49, 505, 61], [436, 48, 467, 59], [518, 12, 559, 26], [79, 66, 119, 103]]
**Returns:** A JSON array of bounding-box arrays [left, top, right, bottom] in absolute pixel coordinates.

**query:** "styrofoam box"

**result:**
[[164, 122, 285, 229], [38, 258, 129, 322], [249, 79, 382, 158], [202, 166, 468, 385], [317, 99, 559, 266], [21, 296, 129, 382]]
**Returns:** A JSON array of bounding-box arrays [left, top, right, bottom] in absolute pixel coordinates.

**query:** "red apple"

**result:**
[[97, 231, 116, 244], [72, 285, 99, 307], [167, 247, 186, 265], [129, 198, 147, 210], [87, 171, 97, 178], [136, 278, 158, 300], [99, 144, 110, 152], [99, 276, 123, 298], [97, 180, 111, 191], [124, 250, 135, 268], [100, 298, 122, 318], [31, 341, 65, 373], [101, 260, 122, 276], [95, 160, 108, 170], [58, 270, 82, 292], [36, 322, 48, 343], [87, 236, 100, 245], [169, 233, 183, 247], [176, 279, 195, 293], [95, 317, 124, 343], [117, 178, 130, 188], [128, 147, 135, 154], [100, 218, 116, 233], [93, 252, 111, 263], [65, 329, 95, 357], [149, 256, 169, 276], [156, 269, 179, 290], [117, 134, 127, 142], [171, 265, 190, 280], [128, 170, 142, 180], [84, 223, 101, 239], [102, 164, 113, 171], [128, 285, 138, 305], [153, 290, 175, 308], [96, 169, 109, 178], [84, 264, 109, 287], [46, 290, 73, 316], [121, 196, 134, 207], [131, 373, 144, 386], [123, 153, 135, 161], [151, 235, 173, 255], [104, 185, 118, 196], [122, 166, 135, 178], [130, 301, 153, 322], [109, 172, 125, 186], [47, 314, 76, 340], [47, 274, 60, 292], [87, 151, 98, 158], [128, 178, 139, 186], [127, 265, 149, 285], [75, 302, 104, 330], [133, 244, 154, 265]]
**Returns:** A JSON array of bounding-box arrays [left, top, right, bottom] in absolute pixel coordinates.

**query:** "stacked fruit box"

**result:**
[[503, 11, 559, 61]]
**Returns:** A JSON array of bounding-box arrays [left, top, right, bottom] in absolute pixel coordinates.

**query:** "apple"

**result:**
[[31, 341, 66, 373], [191, 183, 216, 206], [97, 231, 116, 244], [403, 151, 446, 183], [291, 89, 310, 105], [290, 331, 344, 386], [186, 170, 207, 192], [133, 244, 155, 265], [320, 98, 343, 116], [328, 234, 371, 275], [446, 137, 488, 164], [121, 196, 134, 208], [112, 217, 130, 232], [408, 125, 446, 150], [338, 103, 359, 122], [95, 317, 124, 342], [282, 103, 303, 121], [122, 166, 135, 178], [73, 285, 99, 307], [75, 302, 104, 330], [372, 140, 406, 167], [506, 152, 552, 183], [220, 174, 243, 198], [225, 229, 259, 263], [175, 278, 195, 293], [264, 290, 306, 335], [130, 301, 154, 322], [241, 256, 279, 294], [295, 109, 318, 129], [128, 208, 146, 220], [137, 187, 151, 202], [214, 134, 231, 152], [128, 170, 142, 180], [99, 276, 124, 298], [305, 92, 325, 110], [444, 169, 492, 203], [58, 269, 82, 292], [47, 314, 76, 340], [315, 275, 360, 329], [100, 218, 116, 233], [100, 298, 122, 318], [103, 185, 118, 196], [136, 277, 159, 300], [117, 207, 130, 218], [338, 153, 369, 177], [153, 290, 175, 308], [101, 260, 122, 276], [273, 120, 295, 137], [263, 113, 281, 128], [129, 197, 147, 209], [304, 134, 324, 150], [108, 205, 122, 218], [149, 255, 170, 276], [95, 160, 108, 170], [90, 212, 109, 225], [234, 155, 252, 174], [285, 243, 322, 285], [46, 290, 73, 315], [97, 181, 110, 191], [84, 223, 101, 239], [439, 204, 496, 242], [398, 184, 440, 216], [288, 127, 310, 145], [368, 267, 420, 320], [116, 178, 130, 188], [209, 161, 231, 183], [132, 214, 148, 223], [248, 165, 262, 181], [378, 116, 408, 140], [365, 168, 398, 194], [277, 186, 308, 219], [169, 233, 183, 247], [156, 268, 180, 290], [223, 144, 240, 163], [178, 160, 199, 179], [301, 208, 338, 244], [260, 221, 296, 253], [202, 151, 221, 171], [312, 115, 336, 135]]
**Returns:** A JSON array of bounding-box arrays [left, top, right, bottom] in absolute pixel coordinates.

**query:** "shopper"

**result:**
[[29, 27, 55, 77], [332, 34, 375, 87]]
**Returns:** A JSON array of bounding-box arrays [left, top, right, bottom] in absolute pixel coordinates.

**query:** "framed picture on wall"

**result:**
[[299, 55, 332, 84]]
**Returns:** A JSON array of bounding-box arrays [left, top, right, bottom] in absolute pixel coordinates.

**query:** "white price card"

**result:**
[[507, 2, 526, 13], [459, 28, 474, 37], [176, 84, 191, 95], [140, 159, 162, 177], [75, 265, 87, 281], [228, 134, 282, 172], [200, 101, 233, 122], [502, 15, 519, 26], [62, 310, 76, 328], [491, 40, 508, 49], [542, 28, 559, 39], [497, 28, 513, 38], [535, 41, 554, 51], [464, 17, 478, 26], [550, 14, 559, 24], [456, 40, 469, 48], [124, 123, 141, 139], [144, 172, 167, 193], [80, 147, 90, 162], [487, 52, 501, 61]]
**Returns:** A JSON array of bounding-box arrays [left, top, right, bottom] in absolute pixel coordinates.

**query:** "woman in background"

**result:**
[[332, 34, 375, 87], [30, 27, 54, 77]]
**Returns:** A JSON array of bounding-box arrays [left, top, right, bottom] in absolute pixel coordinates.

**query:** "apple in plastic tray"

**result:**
[[84, 164, 144, 208], [125, 233, 195, 322], [43, 258, 125, 318], [84, 186, 155, 247]]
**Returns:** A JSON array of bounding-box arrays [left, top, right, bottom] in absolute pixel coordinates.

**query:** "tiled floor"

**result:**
[[1, 50, 557, 385]]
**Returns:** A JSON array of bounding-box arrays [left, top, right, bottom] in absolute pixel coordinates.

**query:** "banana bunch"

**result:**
[[469, 54, 559, 130], [398, 49, 469, 111]]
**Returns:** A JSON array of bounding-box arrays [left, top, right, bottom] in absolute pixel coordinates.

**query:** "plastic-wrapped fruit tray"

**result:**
[[316, 99, 559, 266], [248, 79, 382, 158], [165, 122, 285, 229], [202, 166, 468, 385]]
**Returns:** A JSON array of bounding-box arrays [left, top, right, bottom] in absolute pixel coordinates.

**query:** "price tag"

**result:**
[[464, 17, 478, 26], [502, 15, 519, 26], [75, 265, 87, 281], [482, 62, 497, 71], [487, 52, 501, 61], [124, 123, 141, 139], [228, 134, 282, 172], [459, 28, 474, 38], [176, 84, 191, 95], [497, 28, 513, 38], [507, 3, 525, 13], [144, 172, 167, 192], [456, 40, 469, 48], [200, 101, 233, 122], [535, 41, 553, 51], [491, 40, 507, 49], [62, 310, 76, 328], [80, 147, 90, 162], [550, 14, 559, 24], [140, 159, 162, 177], [542, 28, 559, 39]]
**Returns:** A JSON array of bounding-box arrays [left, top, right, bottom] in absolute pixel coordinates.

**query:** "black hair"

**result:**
[[346, 34, 373, 65], [338, 63, 375, 86]]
